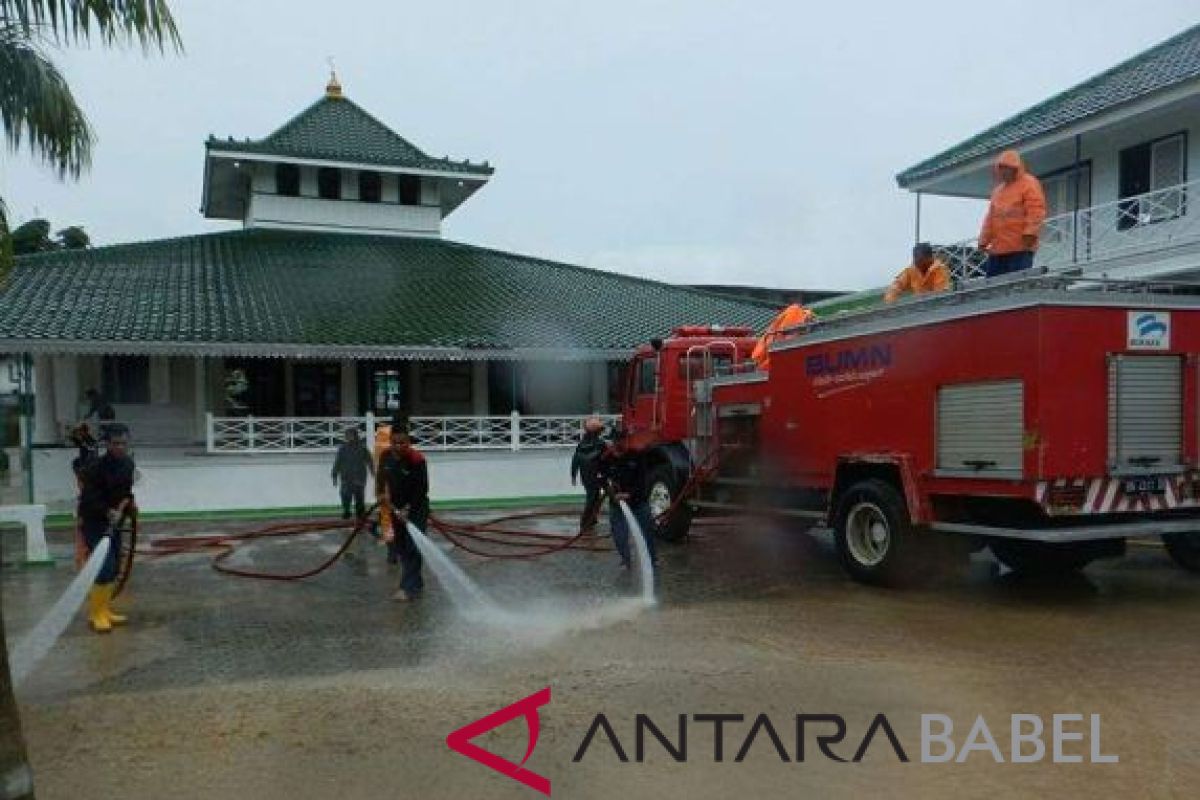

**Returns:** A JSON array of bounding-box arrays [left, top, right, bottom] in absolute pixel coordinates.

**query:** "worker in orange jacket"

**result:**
[[884, 243, 951, 303], [978, 149, 1046, 278], [751, 297, 814, 370]]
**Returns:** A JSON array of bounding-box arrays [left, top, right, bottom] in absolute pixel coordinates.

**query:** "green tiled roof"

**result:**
[[897, 23, 1200, 187], [0, 230, 774, 358], [207, 95, 492, 176]]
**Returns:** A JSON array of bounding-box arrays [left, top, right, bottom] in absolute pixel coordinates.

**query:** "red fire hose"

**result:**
[[137, 503, 616, 582], [132, 448, 728, 582]]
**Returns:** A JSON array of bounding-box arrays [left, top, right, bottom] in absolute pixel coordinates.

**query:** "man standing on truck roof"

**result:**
[[751, 295, 814, 370], [884, 242, 951, 303], [979, 149, 1047, 278]]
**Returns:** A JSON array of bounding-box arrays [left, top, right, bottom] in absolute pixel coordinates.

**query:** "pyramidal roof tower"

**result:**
[[201, 71, 493, 237]]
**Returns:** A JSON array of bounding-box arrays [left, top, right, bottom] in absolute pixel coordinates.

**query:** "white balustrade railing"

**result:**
[[205, 412, 620, 454], [936, 179, 1198, 283]]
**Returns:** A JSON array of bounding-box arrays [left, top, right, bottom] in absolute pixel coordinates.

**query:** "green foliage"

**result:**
[[56, 223, 88, 249], [0, 1, 181, 280]]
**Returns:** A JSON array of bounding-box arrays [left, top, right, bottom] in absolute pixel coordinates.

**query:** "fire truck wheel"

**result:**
[[833, 479, 914, 585], [1162, 532, 1200, 572], [647, 463, 691, 543], [988, 539, 1097, 575]]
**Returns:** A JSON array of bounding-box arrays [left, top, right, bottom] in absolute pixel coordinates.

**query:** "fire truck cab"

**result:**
[[621, 276, 1200, 585], [619, 325, 759, 541]]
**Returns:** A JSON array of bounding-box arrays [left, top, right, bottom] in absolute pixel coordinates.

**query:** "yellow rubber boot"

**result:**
[[102, 585, 127, 626], [87, 587, 113, 634]]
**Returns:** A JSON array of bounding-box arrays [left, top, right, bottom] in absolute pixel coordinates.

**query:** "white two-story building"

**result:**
[[898, 22, 1200, 283]]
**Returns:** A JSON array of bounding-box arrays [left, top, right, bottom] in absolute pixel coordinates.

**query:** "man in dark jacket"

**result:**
[[77, 430, 136, 633], [331, 427, 374, 519], [377, 429, 430, 601], [570, 417, 608, 532], [598, 440, 658, 570]]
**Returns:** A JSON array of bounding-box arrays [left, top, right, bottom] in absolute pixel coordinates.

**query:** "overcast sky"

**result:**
[[4, 0, 1197, 291]]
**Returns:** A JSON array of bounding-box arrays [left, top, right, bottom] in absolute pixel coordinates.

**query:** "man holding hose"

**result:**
[[76, 431, 136, 633], [598, 435, 659, 571], [377, 429, 430, 602]]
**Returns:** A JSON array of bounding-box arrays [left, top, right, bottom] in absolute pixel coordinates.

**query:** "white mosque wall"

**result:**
[[31, 447, 583, 514]]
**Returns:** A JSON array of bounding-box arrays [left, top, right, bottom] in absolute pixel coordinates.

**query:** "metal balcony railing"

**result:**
[[936, 179, 1197, 282], [205, 412, 621, 454]]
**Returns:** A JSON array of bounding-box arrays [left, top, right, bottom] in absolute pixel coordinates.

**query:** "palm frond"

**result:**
[[0, 0, 182, 51], [0, 195, 12, 287], [0, 23, 93, 177]]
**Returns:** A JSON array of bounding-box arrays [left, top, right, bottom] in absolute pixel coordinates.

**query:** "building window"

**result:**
[[223, 359, 285, 416], [275, 163, 300, 197], [1041, 163, 1092, 219], [1118, 132, 1187, 230], [101, 356, 150, 404], [607, 361, 628, 411], [359, 170, 382, 203], [318, 167, 342, 200], [293, 363, 342, 416], [487, 362, 525, 414], [398, 174, 421, 206], [419, 362, 472, 404]]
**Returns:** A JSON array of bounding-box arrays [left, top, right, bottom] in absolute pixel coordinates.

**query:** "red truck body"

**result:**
[[621, 280, 1200, 582]]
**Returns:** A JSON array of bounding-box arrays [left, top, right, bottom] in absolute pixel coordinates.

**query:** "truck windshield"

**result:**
[[678, 353, 733, 378]]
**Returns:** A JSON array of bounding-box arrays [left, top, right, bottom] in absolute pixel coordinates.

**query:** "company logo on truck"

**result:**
[[806, 344, 893, 396], [1127, 311, 1170, 350], [806, 345, 892, 377]]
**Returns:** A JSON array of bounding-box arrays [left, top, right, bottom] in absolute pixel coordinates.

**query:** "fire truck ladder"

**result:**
[[683, 340, 742, 468]]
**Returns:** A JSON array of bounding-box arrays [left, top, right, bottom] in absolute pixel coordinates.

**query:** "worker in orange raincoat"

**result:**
[[884, 242, 951, 303], [751, 297, 814, 370], [978, 149, 1046, 278]]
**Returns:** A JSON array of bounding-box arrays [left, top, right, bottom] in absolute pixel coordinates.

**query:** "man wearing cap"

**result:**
[[884, 243, 951, 303]]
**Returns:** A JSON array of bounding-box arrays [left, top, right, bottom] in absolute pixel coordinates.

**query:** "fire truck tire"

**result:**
[[647, 463, 691, 542], [833, 479, 916, 585], [988, 539, 1097, 575], [1162, 532, 1200, 572]]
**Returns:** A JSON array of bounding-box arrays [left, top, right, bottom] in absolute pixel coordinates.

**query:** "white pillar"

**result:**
[[472, 360, 489, 416], [193, 357, 208, 440], [51, 354, 80, 430], [340, 359, 358, 416], [150, 355, 171, 405], [32, 355, 57, 444], [589, 361, 609, 413]]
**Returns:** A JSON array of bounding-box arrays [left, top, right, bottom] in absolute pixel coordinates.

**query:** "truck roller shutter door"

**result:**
[[1108, 355, 1182, 473], [937, 380, 1024, 476]]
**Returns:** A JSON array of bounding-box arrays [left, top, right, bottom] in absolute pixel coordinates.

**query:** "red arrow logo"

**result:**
[[446, 686, 552, 796]]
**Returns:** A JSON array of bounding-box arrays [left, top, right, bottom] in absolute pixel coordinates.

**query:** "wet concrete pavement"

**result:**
[[4, 509, 1200, 799]]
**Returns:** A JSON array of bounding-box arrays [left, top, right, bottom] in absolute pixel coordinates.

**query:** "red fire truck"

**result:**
[[621, 276, 1200, 584]]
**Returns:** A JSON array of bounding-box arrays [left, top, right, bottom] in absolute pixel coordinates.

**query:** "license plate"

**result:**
[[1123, 476, 1167, 494]]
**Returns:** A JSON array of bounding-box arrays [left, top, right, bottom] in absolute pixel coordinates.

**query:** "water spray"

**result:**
[[9, 538, 111, 686]]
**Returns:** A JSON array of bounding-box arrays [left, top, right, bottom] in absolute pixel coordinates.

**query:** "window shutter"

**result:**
[[1150, 135, 1185, 191], [1150, 135, 1185, 219]]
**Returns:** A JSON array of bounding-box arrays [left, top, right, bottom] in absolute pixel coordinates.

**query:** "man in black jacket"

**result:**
[[377, 429, 430, 601], [77, 431, 136, 633], [598, 439, 658, 570], [331, 427, 374, 519], [570, 417, 607, 533]]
